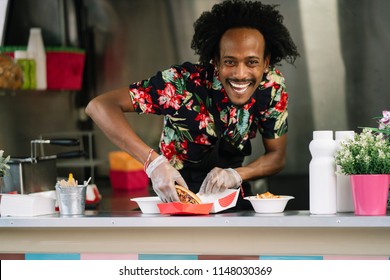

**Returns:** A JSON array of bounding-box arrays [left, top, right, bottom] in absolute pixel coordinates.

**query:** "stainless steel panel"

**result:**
[[3, 159, 57, 194]]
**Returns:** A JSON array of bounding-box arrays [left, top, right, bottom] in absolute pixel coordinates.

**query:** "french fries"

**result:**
[[256, 191, 280, 199], [58, 173, 78, 187]]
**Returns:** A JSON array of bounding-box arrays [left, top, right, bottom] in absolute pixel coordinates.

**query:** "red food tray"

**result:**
[[158, 202, 213, 215]]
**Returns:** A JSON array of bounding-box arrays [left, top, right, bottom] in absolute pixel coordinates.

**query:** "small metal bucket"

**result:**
[[55, 185, 87, 216]]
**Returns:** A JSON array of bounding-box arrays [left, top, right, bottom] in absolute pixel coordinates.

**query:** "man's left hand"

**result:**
[[199, 167, 242, 194]]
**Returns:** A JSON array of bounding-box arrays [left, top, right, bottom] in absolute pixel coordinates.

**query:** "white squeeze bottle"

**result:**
[[335, 131, 355, 212], [309, 130, 337, 214], [27, 27, 47, 90]]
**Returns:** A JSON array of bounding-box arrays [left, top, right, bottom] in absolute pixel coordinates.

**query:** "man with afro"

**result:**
[[86, 0, 299, 210]]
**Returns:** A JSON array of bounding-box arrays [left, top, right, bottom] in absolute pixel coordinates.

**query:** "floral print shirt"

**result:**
[[129, 62, 288, 170]]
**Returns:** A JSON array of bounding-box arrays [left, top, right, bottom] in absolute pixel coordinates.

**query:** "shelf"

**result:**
[[56, 159, 107, 168], [0, 89, 77, 96], [39, 131, 103, 183]]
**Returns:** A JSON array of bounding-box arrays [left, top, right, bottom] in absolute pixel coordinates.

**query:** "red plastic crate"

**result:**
[[109, 170, 149, 191], [46, 50, 85, 90]]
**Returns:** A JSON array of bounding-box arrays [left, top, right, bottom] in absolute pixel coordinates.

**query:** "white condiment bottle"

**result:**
[[27, 27, 47, 90], [335, 130, 355, 212], [309, 130, 337, 215]]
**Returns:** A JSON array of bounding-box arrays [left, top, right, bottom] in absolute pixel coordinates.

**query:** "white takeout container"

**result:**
[[29, 190, 58, 209], [131, 196, 162, 214], [197, 188, 240, 213], [0, 194, 56, 216], [29, 190, 57, 199], [244, 195, 294, 213]]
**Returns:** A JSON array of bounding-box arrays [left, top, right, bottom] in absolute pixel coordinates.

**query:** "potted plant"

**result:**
[[335, 111, 390, 215], [0, 150, 11, 193]]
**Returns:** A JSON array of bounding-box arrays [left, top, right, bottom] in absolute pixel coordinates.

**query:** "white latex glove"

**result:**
[[199, 167, 242, 195], [146, 155, 188, 203]]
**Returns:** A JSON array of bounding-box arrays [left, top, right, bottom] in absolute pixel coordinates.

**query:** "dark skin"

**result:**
[[85, 27, 287, 201]]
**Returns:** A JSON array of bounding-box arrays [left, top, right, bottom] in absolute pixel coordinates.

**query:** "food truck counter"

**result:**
[[1, 210, 390, 259]]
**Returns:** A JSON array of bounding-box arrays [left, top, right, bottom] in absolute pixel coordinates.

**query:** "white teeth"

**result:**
[[233, 87, 246, 94], [229, 81, 250, 94], [230, 82, 250, 88]]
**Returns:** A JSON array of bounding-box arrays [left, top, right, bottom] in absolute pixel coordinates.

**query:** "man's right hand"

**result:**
[[146, 155, 188, 202]]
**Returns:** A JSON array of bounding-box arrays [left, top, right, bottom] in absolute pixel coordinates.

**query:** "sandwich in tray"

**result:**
[[175, 185, 202, 204], [157, 185, 240, 215], [157, 185, 212, 215]]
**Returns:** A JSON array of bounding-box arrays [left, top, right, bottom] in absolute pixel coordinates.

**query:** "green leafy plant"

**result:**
[[362, 110, 390, 139], [335, 129, 390, 175], [0, 150, 10, 177]]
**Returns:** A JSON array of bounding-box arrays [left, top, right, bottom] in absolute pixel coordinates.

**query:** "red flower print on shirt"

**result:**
[[262, 80, 276, 89], [131, 87, 155, 113], [157, 83, 184, 110], [179, 139, 188, 151], [161, 141, 176, 161], [275, 91, 288, 112], [221, 93, 229, 104], [194, 134, 211, 145], [185, 99, 194, 110], [190, 72, 202, 87], [142, 103, 155, 114], [243, 98, 256, 110], [195, 103, 212, 130]]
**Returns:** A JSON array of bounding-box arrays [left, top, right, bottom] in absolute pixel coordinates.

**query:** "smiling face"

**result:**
[[215, 28, 270, 106]]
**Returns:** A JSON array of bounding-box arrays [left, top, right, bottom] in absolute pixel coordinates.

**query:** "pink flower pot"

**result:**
[[350, 174, 390, 216]]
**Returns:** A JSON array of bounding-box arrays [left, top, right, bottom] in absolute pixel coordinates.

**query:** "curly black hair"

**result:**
[[191, 0, 299, 66]]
